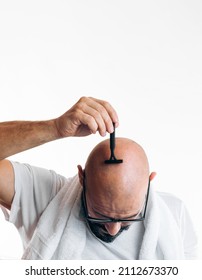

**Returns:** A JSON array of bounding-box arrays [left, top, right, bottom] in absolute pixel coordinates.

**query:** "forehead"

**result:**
[[86, 181, 144, 218], [84, 163, 147, 215], [85, 168, 146, 197]]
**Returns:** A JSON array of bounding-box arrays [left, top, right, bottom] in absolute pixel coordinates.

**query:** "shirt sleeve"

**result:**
[[9, 161, 68, 246]]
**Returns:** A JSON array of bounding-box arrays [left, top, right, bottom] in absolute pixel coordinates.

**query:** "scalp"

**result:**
[[85, 138, 150, 196]]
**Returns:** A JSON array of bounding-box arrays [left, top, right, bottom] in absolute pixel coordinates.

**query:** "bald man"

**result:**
[[0, 97, 198, 259], [78, 138, 154, 242]]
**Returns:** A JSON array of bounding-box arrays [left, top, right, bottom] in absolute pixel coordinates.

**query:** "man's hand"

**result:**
[[0, 96, 119, 160], [54, 97, 119, 138]]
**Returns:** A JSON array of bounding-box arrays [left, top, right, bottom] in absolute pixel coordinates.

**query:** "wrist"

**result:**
[[52, 117, 67, 139]]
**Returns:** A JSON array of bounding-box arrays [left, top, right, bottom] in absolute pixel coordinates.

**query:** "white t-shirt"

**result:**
[[9, 162, 198, 259], [81, 221, 144, 259]]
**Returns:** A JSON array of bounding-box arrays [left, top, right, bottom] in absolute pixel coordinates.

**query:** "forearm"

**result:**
[[0, 119, 60, 160]]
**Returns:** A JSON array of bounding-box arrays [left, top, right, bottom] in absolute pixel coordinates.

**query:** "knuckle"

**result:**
[[94, 110, 103, 119], [76, 98, 87, 110], [78, 96, 88, 104], [101, 99, 110, 108], [75, 102, 83, 111], [97, 105, 106, 115]]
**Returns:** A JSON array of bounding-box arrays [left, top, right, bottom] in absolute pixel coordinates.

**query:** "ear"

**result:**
[[77, 165, 85, 187], [149, 171, 157, 182]]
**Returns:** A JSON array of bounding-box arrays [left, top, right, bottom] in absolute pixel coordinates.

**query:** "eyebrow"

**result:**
[[93, 209, 140, 220]]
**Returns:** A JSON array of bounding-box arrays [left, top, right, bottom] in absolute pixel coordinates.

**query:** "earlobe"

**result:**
[[149, 172, 157, 181], [77, 165, 84, 187]]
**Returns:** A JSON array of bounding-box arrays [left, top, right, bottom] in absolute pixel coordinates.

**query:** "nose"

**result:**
[[104, 222, 121, 236]]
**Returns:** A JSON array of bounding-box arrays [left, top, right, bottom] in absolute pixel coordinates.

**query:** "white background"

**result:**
[[0, 0, 202, 259]]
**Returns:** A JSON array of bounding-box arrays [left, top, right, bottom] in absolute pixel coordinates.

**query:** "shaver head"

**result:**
[[105, 158, 123, 164]]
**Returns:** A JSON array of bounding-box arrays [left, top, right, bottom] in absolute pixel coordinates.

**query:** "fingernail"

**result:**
[[114, 121, 119, 128]]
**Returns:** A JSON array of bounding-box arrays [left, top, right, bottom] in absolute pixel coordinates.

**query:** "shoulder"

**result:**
[[156, 191, 185, 212], [156, 191, 184, 207], [10, 161, 67, 184]]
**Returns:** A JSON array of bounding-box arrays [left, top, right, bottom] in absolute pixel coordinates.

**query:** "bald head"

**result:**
[[81, 138, 152, 240], [85, 138, 149, 200]]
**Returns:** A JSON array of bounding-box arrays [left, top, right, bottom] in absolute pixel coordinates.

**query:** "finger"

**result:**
[[80, 99, 115, 136], [75, 97, 107, 135], [90, 97, 119, 128], [81, 106, 109, 136], [76, 101, 107, 136], [81, 97, 119, 134], [75, 110, 99, 135], [76, 96, 119, 136]]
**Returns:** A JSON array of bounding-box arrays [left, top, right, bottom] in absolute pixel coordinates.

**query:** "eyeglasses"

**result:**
[[82, 179, 150, 224]]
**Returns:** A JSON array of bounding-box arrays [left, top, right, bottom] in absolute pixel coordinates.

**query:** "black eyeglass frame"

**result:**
[[82, 178, 150, 224]]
